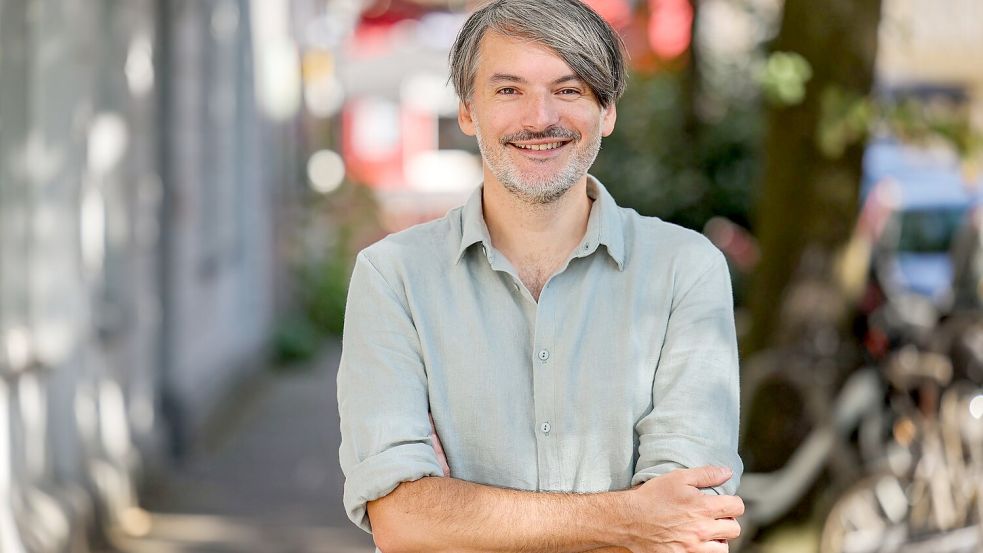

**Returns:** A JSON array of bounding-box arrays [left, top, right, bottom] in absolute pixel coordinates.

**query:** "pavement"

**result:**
[[105, 340, 376, 553]]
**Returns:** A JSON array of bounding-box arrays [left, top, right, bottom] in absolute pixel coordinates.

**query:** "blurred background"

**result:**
[[1, 0, 982, 552]]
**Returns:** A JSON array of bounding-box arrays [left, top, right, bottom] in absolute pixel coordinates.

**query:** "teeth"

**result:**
[[515, 142, 563, 151]]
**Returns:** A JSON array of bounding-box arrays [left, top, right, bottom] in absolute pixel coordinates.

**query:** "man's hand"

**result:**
[[621, 466, 743, 552], [424, 419, 738, 552]]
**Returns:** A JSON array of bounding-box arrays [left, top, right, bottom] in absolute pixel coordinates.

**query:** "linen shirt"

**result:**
[[337, 176, 743, 535]]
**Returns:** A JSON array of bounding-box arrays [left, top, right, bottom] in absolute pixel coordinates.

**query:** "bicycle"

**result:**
[[820, 335, 983, 552]]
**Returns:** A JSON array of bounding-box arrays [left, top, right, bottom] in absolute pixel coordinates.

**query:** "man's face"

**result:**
[[458, 31, 617, 204]]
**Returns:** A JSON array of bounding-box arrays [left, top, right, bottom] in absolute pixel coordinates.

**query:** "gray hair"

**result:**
[[449, 0, 628, 108]]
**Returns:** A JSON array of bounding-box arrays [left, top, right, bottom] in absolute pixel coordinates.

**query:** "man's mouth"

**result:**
[[509, 140, 571, 151]]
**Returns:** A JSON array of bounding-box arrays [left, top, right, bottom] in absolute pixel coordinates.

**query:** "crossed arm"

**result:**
[[367, 440, 743, 553], [339, 247, 743, 552]]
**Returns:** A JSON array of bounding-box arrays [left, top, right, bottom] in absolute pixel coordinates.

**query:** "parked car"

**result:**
[[862, 137, 983, 310]]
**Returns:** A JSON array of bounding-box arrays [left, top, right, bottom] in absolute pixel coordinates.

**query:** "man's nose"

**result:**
[[522, 92, 560, 131]]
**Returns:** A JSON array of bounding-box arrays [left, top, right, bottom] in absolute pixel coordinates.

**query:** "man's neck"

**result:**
[[481, 176, 593, 270]]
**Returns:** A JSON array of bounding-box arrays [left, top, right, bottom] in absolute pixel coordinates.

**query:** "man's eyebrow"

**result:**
[[486, 73, 584, 85], [551, 74, 583, 85], [488, 73, 527, 84]]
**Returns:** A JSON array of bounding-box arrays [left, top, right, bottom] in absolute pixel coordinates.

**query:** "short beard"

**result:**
[[473, 119, 602, 205]]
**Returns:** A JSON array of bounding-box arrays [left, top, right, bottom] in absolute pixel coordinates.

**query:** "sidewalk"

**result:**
[[107, 340, 376, 553]]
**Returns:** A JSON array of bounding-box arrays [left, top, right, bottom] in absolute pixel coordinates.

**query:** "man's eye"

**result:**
[[497, 87, 518, 95], [558, 88, 582, 96]]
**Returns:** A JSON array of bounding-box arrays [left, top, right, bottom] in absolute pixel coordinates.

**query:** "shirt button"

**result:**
[[541, 422, 551, 434], [538, 349, 550, 361]]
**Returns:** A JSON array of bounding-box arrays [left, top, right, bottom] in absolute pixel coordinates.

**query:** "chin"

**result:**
[[502, 178, 578, 205]]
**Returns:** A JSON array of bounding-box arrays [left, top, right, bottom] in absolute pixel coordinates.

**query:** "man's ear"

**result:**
[[458, 101, 476, 136], [601, 103, 617, 137]]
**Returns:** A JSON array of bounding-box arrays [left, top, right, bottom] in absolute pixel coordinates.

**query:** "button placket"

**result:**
[[531, 276, 559, 488]]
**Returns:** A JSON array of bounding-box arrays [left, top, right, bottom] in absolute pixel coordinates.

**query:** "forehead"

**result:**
[[474, 31, 577, 82]]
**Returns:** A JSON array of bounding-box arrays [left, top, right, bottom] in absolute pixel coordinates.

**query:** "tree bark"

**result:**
[[745, 0, 883, 353]]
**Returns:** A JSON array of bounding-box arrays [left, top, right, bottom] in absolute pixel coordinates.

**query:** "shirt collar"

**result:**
[[455, 184, 491, 264], [454, 175, 625, 270]]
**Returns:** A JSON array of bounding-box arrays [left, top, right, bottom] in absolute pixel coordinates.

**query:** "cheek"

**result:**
[[478, 101, 526, 128], [558, 107, 604, 135], [483, 112, 516, 136]]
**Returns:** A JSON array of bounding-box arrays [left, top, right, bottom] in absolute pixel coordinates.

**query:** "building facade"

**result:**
[[0, 1, 300, 551]]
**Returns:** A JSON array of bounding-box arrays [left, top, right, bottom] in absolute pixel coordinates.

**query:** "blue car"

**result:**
[[862, 138, 983, 309]]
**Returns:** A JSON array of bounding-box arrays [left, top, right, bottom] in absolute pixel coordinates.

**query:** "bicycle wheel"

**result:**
[[820, 473, 909, 553]]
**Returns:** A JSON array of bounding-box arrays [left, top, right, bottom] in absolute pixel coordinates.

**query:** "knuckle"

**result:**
[[699, 496, 721, 515], [693, 522, 711, 542]]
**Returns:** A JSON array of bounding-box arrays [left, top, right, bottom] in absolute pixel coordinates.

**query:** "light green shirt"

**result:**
[[338, 176, 742, 534]]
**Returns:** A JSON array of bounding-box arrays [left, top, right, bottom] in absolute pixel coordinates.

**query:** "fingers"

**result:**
[[676, 465, 733, 488], [700, 517, 741, 541], [700, 540, 730, 553], [631, 467, 741, 552], [703, 495, 745, 519]]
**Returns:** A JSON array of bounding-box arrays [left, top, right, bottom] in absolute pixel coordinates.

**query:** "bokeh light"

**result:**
[[307, 149, 346, 194]]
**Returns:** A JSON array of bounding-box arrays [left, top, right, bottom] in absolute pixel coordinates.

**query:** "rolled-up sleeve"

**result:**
[[632, 244, 743, 495], [337, 251, 443, 533]]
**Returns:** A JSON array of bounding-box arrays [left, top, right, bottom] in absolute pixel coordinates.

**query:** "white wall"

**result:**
[[0, 1, 296, 551]]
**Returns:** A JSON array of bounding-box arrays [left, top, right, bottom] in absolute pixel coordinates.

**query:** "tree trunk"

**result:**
[[745, 0, 883, 354]]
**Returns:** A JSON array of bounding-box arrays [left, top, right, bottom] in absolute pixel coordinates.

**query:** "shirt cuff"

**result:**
[[632, 459, 740, 496], [343, 442, 444, 533]]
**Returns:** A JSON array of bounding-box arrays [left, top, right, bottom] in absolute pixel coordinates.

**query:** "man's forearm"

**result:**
[[368, 476, 634, 553]]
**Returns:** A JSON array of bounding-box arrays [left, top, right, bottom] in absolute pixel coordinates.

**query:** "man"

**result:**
[[337, 1, 744, 551]]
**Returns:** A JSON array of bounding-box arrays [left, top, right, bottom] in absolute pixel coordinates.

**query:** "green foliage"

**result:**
[[759, 51, 814, 107], [878, 96, 983, 163], [272, 315, 322, 365], [298, 245, 354, 337], [271, 237, 356, 366], [592, 70, 762, 232], [271, 181, 382, 365], [816, 85, 983, 171], [817, 86, 873, 159]]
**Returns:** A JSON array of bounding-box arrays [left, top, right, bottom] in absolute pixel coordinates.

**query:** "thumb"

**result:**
[[678, 465, 732, 488]]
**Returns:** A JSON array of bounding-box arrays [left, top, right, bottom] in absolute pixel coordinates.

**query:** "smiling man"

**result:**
[[337, 1, 744, 552]]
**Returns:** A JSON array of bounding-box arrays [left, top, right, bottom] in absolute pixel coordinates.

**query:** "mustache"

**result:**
[[499, 126, 580, 145]]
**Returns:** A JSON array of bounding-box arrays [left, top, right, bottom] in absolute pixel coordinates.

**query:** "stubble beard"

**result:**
[[473, 118, 603, 205]]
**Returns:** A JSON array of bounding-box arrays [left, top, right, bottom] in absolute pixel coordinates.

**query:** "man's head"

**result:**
[[449, 0, 628, 109], [449, 0, 628, 204]]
